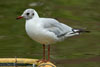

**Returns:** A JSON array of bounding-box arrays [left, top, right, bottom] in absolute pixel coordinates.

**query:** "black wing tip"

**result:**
[[85, 30, 91, 33], [73, 28, 91, 33], [78, 29, 91, 33]]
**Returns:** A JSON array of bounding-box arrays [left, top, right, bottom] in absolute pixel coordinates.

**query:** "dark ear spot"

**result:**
[[32, 13, 34, 15], [26, 13, 29, 15]]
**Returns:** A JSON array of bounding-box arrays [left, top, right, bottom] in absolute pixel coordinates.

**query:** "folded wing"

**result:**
[[40, 18, 76, 38]]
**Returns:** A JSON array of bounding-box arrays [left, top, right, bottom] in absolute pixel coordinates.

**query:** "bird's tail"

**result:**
[[72, 29, 90, 34], [64, 28, 90, 38]]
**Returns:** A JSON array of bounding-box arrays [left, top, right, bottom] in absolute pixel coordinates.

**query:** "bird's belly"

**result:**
[[26, 27, 57, 45], [27, 31, 57, 45]]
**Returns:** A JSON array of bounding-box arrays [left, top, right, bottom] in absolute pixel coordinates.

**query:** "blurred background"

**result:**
[[0, 0, 100, 67]]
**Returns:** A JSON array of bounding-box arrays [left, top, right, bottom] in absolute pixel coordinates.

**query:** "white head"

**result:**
[[17, 8, 39, 20]]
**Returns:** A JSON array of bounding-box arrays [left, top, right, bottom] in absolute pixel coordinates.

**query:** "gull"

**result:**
[[16, 8, 90, 62]]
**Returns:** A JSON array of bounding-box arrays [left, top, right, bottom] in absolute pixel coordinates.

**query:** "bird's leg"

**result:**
[[37, 44, 46, 63], [43, 44, 46, 61], [47, 45, 50, 61]]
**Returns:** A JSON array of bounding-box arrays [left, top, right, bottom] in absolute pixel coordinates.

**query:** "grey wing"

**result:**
[[40, 18, 73, 37]]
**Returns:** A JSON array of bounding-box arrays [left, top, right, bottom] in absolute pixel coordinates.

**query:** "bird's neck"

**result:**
[[26, 16, 39, 23]]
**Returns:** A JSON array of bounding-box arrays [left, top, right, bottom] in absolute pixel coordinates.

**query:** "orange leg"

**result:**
[[37, 44, 51, 63], [37, 44, 46, 63], [48, 45, 50, 61], [43, 44, 46, 61]]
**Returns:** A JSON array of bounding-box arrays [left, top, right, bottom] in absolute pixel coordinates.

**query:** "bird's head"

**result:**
[[16, 8, 39, 20]]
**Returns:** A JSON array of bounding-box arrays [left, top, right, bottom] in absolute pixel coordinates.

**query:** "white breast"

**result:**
[[25, 19, 58, 45]]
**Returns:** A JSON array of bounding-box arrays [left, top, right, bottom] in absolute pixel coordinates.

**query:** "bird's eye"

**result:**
[[26, 13, 29, 15]]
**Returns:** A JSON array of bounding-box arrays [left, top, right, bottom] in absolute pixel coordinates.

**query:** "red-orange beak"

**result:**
[[16, 16, 23, 20]]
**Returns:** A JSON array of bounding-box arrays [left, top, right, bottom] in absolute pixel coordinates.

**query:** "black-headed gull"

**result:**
[[17, 8, 90, 62]]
